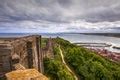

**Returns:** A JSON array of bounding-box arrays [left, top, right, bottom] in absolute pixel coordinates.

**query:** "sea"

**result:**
[[0, 33, 120, 53]]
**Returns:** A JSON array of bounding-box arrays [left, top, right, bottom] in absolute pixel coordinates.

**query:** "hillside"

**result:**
[[42, 38, 75, 80], [53, 37, 120, 80]]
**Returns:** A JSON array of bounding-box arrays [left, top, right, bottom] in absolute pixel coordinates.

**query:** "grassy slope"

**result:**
[[43, 38, 75, 80], [54, 37, 120, 80]]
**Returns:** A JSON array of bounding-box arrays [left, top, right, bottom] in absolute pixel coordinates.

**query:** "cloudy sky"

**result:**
[[0, 0, 120, 33]]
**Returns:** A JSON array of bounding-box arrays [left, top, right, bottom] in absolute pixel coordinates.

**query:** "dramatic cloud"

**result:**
[[0, 0, 120, 33]]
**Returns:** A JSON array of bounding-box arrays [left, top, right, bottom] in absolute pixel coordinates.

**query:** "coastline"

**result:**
[[74, 42, 120, 62], [1, 33, 120, 53], [81, 33, 120, 38]]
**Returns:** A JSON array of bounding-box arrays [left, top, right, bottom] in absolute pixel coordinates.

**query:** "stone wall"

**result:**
[[0, 35, 44, 77], [42, 38, 54, 58]]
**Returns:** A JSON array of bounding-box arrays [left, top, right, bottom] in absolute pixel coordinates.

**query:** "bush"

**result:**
[[54, 38, 120, 80], [43, 46, 75, 80]]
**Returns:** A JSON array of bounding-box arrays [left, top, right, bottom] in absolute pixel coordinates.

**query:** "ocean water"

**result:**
[[42, 33, 120, 53], [0, 33, 120, 53]]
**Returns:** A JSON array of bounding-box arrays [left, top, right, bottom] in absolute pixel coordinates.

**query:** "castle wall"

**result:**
[[0, 35, 43, 76]]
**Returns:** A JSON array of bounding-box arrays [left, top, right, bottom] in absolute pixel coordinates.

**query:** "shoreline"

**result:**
[[81, 33, 120, 38], [73, 42, 112, 47], [89, 48, 120, 62], [74, 42, 120, 62]]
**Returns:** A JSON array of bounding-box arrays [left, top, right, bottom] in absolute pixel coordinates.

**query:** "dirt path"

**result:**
[[58, 45, 79, 80]]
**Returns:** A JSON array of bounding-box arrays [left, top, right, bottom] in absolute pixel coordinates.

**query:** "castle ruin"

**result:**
[[0, 35, 44, 78]]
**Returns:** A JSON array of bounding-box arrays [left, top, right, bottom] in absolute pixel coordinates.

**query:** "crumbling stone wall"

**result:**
[[10, 35, 43, 72], [42, 38, 54, 58], [0, 35, 44, 77]]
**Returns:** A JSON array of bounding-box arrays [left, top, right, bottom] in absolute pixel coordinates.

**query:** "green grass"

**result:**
[[53, 37, 120, 80], [43, 44, 75, 80]]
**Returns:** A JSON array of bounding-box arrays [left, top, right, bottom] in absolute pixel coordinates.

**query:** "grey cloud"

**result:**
[[0, 0, 120, 23], [0, 0, 69, 22], [0, 0, 120, 33], [80, 4, 120, 22]]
